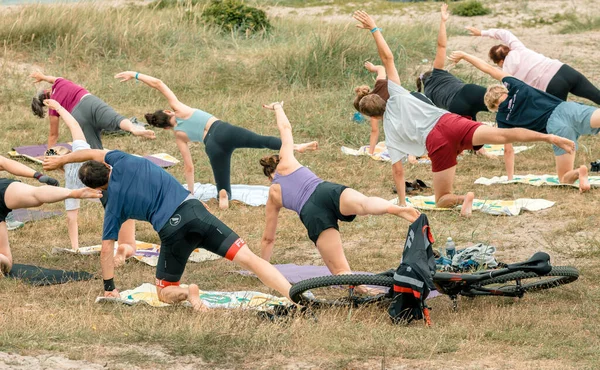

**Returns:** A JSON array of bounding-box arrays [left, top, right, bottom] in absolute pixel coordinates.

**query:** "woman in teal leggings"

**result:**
[[115, 71, 318, 209]]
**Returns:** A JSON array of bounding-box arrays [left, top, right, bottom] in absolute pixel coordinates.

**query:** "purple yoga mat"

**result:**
[[239, 264, 441, 299], [11, 208, 63, 223], [14, 143, 72, 158], [144, 155, 175, 168]]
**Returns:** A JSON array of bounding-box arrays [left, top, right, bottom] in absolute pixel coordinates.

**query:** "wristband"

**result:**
[[33, 171, 43, 180], [135, 72, 139, 80], [103, 278, 116, 292], [370, 27, 381, 34]]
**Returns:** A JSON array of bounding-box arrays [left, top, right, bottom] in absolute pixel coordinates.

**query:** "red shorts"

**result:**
[[425, 113, 483, 172]]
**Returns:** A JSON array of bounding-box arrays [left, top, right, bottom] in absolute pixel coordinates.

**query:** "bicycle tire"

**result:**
[[476, 266, 579, 295], [289, 274, 394, 307]]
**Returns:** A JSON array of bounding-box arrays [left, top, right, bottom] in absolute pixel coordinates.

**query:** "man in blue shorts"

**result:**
[[44, 150, 292, 310]]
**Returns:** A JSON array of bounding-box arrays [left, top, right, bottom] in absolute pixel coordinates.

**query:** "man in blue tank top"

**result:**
[[43, 150, 292, 310]]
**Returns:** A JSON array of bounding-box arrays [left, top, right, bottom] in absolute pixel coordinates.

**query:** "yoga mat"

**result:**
[[10, 208, 63, 223], [390, 195, 554, 216], [7, 264, 94, 286], [52, 240, 220, 267], [10, 143, 178, 168], [238, 264, 441, 299], [96, 283, 290, 310], [475, 174, 600, 188], [187, 183, 270, 206], [340, 142, 431, 164], [481, 144, 532, 156]]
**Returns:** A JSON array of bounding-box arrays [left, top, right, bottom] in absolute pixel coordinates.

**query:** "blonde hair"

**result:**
[[484, 84, 509, 112], [353, 85, 386, 117]]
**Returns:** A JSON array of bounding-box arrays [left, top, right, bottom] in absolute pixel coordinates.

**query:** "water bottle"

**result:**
[[445, 237, 456, 260]]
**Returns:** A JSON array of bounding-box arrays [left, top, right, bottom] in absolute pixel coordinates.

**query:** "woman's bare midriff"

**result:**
[[202, 116, 219, 141]]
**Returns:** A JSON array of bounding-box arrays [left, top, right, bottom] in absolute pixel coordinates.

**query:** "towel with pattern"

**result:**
[[474, 174, 600, 188], [186, 183, 270, 206], [95, 283, 290, 310], [341, 142, 430, 164], [480, 144, 532, 156], [52, 240, 220, 266], [390, 195, 554, 216]]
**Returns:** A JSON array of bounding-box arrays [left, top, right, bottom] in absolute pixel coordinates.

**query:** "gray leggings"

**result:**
[[203, 120, 281, 198]]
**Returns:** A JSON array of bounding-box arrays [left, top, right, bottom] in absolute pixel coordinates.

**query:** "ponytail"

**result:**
[[31, 91, 48, 118], [260, 155, 280, 178], [353, 85, 372, 111]]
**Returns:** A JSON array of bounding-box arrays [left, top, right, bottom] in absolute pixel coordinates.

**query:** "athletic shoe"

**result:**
[[5, 212, 24, 231]]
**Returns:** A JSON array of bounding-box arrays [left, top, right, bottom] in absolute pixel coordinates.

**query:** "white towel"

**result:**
[[186, 183, 270, 206]]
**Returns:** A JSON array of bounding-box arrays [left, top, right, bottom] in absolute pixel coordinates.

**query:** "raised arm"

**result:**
[[30, 71, 58, 84], [44, 99, 85, 142], [364, 61, 386, 80], [114, 71, 191, 114], [433, 3, 450, 70], [262, 102, 300, 169], [261, 187, 282, 262], [0, 155, 59, 186], [448, 51, 510, 81], [43, 149, 107, 171], [353, 11, 400, 85], [478, 28, 526, 50]]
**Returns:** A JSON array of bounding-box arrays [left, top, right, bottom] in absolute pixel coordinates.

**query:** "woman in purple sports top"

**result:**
[[259, 102, 420, 277]]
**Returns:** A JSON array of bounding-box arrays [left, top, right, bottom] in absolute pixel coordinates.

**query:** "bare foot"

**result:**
[[0, 254, 11, 277], [114, 243, 135, 267], [579, 165, 591, 193], [218, 189, 229, 210], [188, 284, 209, 312], [295, 141, 318, 153], [460, 192, 475, 218], [354, 285, 386, 295], [550, 135, 575, 154]]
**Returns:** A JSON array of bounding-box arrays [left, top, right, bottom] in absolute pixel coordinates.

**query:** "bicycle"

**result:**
[[289, 251, 579, 311]]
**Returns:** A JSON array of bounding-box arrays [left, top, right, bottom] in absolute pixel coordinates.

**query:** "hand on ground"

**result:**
[[104, 289, 120, 298]]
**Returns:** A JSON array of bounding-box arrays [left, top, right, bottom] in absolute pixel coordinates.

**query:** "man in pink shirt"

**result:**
[[30, 72, 155, 150], [466, 27, 600, 105]]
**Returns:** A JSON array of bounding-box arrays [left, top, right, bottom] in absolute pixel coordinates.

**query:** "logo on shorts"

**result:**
[[170, 214, 181, 226]]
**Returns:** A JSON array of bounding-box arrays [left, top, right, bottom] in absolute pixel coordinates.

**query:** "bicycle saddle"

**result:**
[[506, 252, 552, 275]]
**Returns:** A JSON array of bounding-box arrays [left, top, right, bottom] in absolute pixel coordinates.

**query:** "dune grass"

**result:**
[[0, 1, 599, 368]]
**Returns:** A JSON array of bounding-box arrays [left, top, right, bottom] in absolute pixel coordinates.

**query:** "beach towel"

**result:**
[[7, 264, 94, 286], [480, 144, 532, 156], [238, 264, 442, 299], [10, 208, 63, 223], [390, 195, 554, 216], [95, 283, 290, 310], [341, 142, 431, 164], [9, 143, 179, 168], [52, 240, 220, 267], [474, 174, 600, 188], [186, 183, 270, 206]]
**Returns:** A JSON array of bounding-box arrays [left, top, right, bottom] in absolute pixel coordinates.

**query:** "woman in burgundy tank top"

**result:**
[[259, 102, 420, 279]]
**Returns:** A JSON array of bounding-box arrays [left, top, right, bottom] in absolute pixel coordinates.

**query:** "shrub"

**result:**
[[451, 1, 491, 17], [201, 0, 271, 36]]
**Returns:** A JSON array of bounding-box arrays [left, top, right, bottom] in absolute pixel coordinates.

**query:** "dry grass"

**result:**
[[0, 1, 599, 369]]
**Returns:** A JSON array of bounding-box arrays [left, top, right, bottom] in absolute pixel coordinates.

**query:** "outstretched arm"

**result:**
[[43, 149, 107, 170], [261, 188, 282, 262], [354, 11, 400, 85], [114, 71, 191, 114], [44, 99, 85, 142], [31, 71, 58, 84], [0, 155, 59, 186], [433, 3, 450, 70], [478, 28, 525, 50], [364, 61, 386, 80], [448, 51, 510, 81]]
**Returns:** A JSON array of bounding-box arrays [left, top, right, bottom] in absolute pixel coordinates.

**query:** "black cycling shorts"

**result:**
[[0, 179, 18, 223], [299, 181, 356, 244], [156, 199, 244, 283]]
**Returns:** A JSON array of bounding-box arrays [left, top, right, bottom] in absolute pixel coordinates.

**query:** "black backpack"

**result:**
[[388, 213, 436, 325]]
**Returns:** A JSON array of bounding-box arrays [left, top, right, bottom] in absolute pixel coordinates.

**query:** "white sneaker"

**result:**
[[5, 212, 24, 231]]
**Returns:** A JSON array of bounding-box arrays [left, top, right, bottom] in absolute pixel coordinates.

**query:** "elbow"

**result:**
[[183, 165, 194, 174], [152, 79, 165, 89], [261, 236, 275, 245], [504, 147, 515, 156]]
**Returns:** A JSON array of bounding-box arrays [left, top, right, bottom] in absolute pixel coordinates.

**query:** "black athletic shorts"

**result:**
[[156, 198, 244, 283], [299, 181, 356, 244], [0, 179, 18, 223]]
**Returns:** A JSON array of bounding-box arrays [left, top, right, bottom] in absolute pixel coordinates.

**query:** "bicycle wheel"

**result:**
[[289, 274, 394, 307], [476, 266, 579, 295]]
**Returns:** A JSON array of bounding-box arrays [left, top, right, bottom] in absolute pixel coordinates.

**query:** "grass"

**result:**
[[0, 0, 600, 369], [559, 14, 600, 34]]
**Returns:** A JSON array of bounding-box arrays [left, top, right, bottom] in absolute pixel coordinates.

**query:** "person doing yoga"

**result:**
[[43, 150, 293, 310], [30, 72, 156, 149], [418, 4, 489, 122], [259, 101, 420, 277], [42, 99, 137, 261], [114, 71, 318, 210], [354, 62, 433, 156], [0, 156, 101, 276], [353, 10, 575, 216], [449, 51, 600, 193], [466, 26, 600, 104]]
